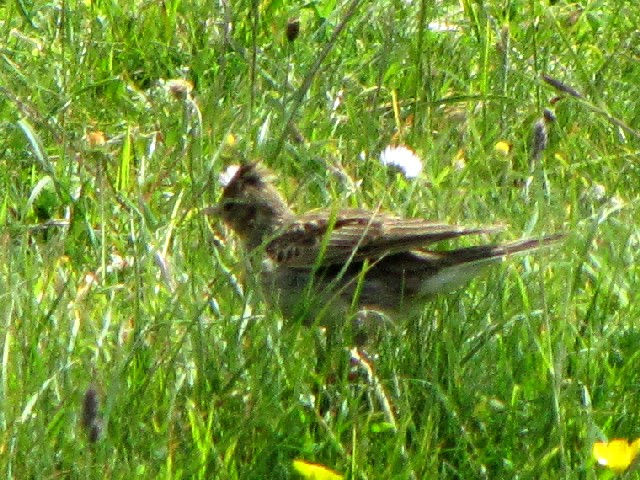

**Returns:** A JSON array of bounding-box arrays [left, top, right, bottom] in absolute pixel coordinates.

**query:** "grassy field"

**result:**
[[1, 0, 640, 478]]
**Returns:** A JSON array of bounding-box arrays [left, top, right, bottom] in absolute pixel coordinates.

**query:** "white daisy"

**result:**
[[379, 145, 423, 178]]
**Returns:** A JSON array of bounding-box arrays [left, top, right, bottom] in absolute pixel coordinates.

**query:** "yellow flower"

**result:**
[[494, 140, 512, 155], [86, 131, 106, 146], [592, 438, 640, 473], [292, 459, 343, 480], [224, 133, 236, 147]]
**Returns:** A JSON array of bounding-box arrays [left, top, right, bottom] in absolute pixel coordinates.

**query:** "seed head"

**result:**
[[286, 18, 300, 42]]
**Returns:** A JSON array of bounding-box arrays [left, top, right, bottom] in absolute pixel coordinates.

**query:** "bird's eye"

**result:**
[[222, 202, 233, 212]]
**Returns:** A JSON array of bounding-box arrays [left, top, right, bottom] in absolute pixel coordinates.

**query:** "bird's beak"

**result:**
[[202, 205, 221, 216]]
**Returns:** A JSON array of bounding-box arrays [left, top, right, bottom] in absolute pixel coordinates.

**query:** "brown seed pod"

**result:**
[[541, 74, 582, 98], [286, 18, 300, 42], [82, 386, 103, 443], [531, 118, 548, 162]]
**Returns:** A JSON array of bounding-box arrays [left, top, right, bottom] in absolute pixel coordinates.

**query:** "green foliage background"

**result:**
[[1, 0, 639, 477]]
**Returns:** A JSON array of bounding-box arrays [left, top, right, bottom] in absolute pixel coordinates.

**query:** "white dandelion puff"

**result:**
[[379, 145, 423, 178], [590, 183, 606, 202]]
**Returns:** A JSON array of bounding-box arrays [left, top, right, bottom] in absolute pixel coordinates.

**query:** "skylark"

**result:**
[[210, 163, 561, 323]]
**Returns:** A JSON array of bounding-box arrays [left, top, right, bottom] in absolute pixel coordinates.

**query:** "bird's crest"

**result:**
[[222, 162, 273, 198], [234, 163, 268, 186]]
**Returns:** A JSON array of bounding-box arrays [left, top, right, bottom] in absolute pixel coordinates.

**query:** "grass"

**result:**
[[1, 0, 640, 478]]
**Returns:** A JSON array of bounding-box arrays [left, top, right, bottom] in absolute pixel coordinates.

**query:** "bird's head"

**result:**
[[213, 163, 294, 249]]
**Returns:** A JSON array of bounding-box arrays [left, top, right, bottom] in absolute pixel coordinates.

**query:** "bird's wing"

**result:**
[[265, 208, 503, 267]]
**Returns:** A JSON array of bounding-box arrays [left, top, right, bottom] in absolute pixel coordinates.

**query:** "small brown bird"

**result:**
[[211, 163, 561, 323]]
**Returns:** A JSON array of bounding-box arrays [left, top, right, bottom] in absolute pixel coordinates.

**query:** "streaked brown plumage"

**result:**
[[212, 163, 561, 322]]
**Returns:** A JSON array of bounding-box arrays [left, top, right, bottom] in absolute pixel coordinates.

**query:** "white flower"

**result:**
[[453, 157, 466, 171], [331, 89, 344, 111], [219, 165, 240, 187], [379, 145, 423, 178], [590, 183, 606, 201]]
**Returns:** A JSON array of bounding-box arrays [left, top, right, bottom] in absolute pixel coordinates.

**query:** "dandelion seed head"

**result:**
[[286, 18, 300, 42], [590, 183, 606, 201], [164, 79, 193, 99], [380, 145, 423, 178]]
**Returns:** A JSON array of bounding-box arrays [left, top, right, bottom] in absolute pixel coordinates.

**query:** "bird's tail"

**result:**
[[439, 233, 564, 267], [418, 233, 563, 296]]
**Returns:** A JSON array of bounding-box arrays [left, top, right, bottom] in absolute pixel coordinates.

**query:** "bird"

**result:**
[[209, 162, 561, 324]]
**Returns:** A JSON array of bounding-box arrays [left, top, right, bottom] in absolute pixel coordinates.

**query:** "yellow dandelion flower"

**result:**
[[224, 133, 236, 146], [592, 438, 640, 473], [494, 140, 512, 155], [292, 459, 343, 480], [554, 152, 568, 166]]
